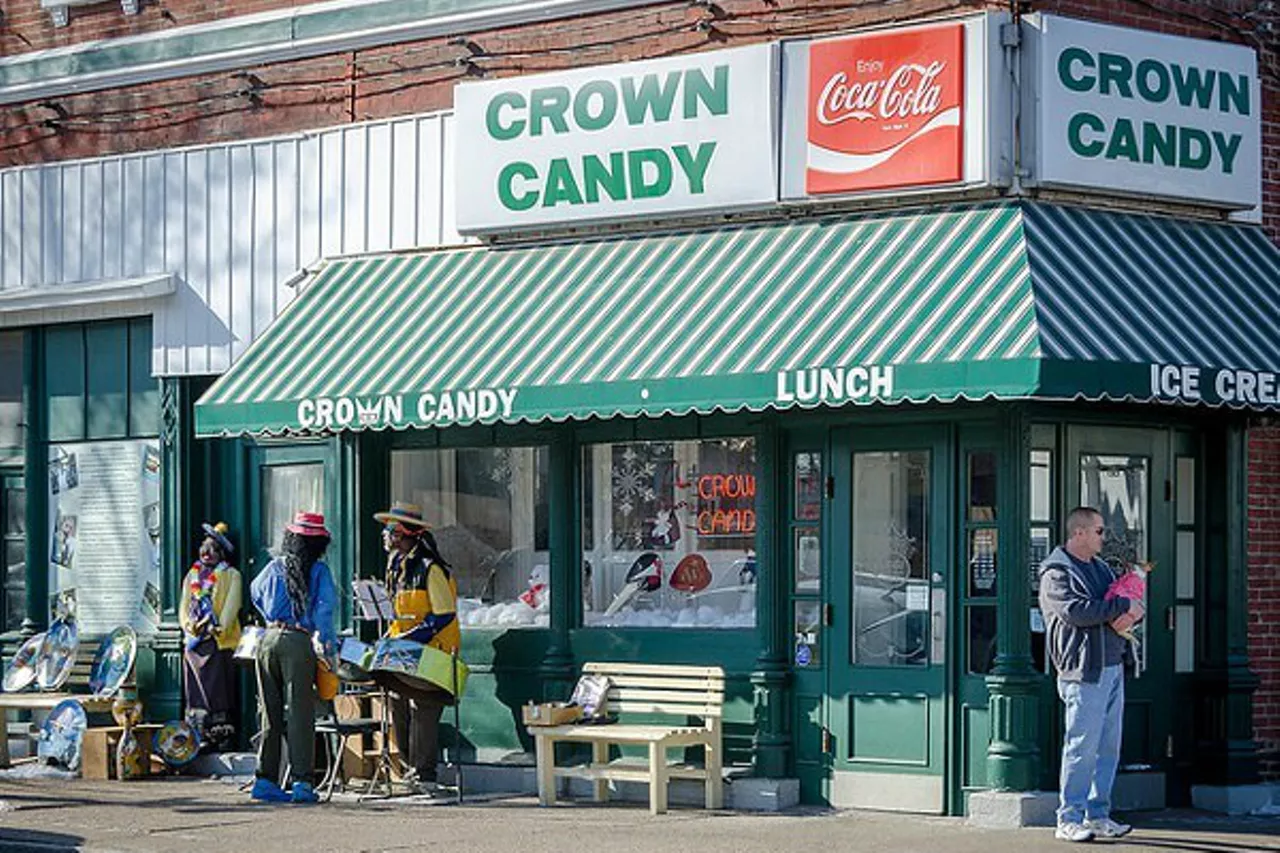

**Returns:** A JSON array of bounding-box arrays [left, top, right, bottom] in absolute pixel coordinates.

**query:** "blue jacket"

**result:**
[[250, 557, 338, 656], [1037, 546, 1132, 683]]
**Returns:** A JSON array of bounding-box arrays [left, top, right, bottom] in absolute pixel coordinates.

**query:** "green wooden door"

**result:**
[[240, 444, 339, 736], [1062, 426, 1185, 803], [826, 426, 952, 812]]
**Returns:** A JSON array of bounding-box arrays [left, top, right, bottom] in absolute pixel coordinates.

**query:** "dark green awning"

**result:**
[[194, 203, 1280, 437]]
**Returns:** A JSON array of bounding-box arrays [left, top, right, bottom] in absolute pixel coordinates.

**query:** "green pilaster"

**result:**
[[986, 405, 1040, 791], [150, 377, 189, 722], [21, 330, 45, 635], [751, 418, 789, 778], [1218, 424, 1259, 783], [539, 432, 575, 700]]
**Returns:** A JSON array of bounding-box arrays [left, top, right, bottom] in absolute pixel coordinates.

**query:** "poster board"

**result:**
[[48, 440, 162, 635]]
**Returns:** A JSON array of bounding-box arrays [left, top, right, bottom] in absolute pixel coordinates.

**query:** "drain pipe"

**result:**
[[1002, 0, 1026, 197]]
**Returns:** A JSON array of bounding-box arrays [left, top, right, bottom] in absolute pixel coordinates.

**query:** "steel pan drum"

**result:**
[[233, 625, 265, 664], [337, 637, 373, 681], [371, 637, 469, 698]]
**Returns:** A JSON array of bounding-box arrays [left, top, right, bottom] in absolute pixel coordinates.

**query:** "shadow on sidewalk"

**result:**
[[0, 828, 85, 853]]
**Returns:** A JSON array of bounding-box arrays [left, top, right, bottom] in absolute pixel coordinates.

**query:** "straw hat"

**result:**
[[372, 501, 430, 530], [200, 521, 235, 555], [286, 511, 331, 538]]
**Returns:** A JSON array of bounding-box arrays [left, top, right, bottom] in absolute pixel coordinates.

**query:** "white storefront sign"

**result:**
[[454, 44, 778, 233], [1024, 14, 1261, 210]]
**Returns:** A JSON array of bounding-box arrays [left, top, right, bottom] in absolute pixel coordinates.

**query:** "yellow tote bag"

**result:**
[[416, 644, 469, 698]]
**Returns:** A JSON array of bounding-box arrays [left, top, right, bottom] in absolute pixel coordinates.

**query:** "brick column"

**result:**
[[1247, 424, 1280, 780]]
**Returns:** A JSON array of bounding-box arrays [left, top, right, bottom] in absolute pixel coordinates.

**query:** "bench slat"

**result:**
[[584, 663, 724, 679], [608, 701, 722, 718], [554, 761, 711, 784], [604, 675, 724, 691], [611, 687, 723, 703]]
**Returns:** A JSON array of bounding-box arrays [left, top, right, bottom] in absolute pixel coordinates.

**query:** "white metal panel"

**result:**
[[0, 111, 461, 375]]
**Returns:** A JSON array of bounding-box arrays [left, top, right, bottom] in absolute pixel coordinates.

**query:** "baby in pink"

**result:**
[[1104, 562, 1152, 640]]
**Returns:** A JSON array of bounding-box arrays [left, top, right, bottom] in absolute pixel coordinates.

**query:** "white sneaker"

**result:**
[[1084, 817, 1131, 838], [1055, 821, 1095, 842]]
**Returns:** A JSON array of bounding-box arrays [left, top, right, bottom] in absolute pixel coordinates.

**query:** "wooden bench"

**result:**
[[529, 662, 724, 815], [0, 644, 114, 768]]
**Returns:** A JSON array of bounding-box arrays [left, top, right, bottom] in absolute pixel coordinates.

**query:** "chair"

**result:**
[[315, 698, 380, 801]]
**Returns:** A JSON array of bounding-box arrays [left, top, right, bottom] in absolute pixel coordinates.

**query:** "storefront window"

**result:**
[[0, 332, 25, 464], [391, 446, 549, 629], [582, 438, 757, 629]]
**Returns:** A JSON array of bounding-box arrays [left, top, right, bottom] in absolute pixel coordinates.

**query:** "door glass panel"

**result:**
[[1176, 531, 1196, 599], [1175, 456, 1195, 525], [967, 606, 997, 674], [968, 529, 998, 598], [794, 452, 822, 520], [968, 451, 997, 522], [261, 464, 324, 556], [1080, 453, 1149, 671], [851, 450, 929, 667], [794, 600, 821, 668], [795, 526, 820, 593], [1174, 605, 1195, 673]]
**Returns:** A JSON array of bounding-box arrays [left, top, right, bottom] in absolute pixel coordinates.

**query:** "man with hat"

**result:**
[[179, 521, 243, 752], [249, 511, 338, 804], [373, 501, 459, 795]]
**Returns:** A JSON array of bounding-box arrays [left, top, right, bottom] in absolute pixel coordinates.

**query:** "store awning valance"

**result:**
[[194, 202, 1280, 437]]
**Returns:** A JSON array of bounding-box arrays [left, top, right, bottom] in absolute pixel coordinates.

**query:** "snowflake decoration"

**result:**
[[488, 447, 513, 492]]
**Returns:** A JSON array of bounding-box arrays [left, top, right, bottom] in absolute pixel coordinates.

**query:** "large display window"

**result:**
[[390, 446, 549, 628], [581, 438, 757, 629]]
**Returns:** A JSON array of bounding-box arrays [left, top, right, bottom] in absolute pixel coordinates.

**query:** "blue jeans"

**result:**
[[1057, 664, 1125, 824]]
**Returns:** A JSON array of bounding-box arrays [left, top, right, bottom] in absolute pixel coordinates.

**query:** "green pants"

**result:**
[[255, 628, 316, 786]]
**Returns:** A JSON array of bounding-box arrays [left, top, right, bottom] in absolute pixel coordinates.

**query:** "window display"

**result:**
[[582, 438, 757, 629], [390, 447, 549, 629]]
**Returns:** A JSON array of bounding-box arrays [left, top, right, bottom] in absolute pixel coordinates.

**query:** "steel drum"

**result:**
[[336, 637, 373, 681], [371, 637, 469, 698], [3, 632, 45, 693], [36, 618, 78, 691], [233, 625, 265, 664], [89, 626, 137, 697]]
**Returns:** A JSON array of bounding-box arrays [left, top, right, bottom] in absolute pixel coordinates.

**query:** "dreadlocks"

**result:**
[[279, 529, 330, 620]]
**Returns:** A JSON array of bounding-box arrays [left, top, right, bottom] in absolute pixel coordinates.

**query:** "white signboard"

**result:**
[[48, 440, 162, 635], [454, 44, 778, 233], [1025, 14, 1261, 210]]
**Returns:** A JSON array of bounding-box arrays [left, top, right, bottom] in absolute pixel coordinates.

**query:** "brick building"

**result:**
[[1, 0, 1277, 811]]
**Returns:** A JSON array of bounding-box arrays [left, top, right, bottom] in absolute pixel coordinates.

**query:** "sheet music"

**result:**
[[353, 579, 396, 621]]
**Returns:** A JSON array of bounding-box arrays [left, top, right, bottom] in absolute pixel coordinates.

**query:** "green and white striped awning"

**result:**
[[194, 202, 1280, 437]]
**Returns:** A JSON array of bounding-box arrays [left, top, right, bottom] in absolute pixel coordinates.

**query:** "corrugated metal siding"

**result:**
[[0, 112, 461, 376]]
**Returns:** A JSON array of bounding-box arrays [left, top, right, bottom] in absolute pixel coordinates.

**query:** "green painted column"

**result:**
[[985, 406, 1040, 791], [150, 377, 189, 722], [751, 418, 790, 778], [1219, 424, 1259, 784], [21, 330, 45, 636], [539, 432, 576, 700]]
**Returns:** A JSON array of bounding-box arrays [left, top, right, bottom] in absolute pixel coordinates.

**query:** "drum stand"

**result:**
[[359, 683, 397, 800]]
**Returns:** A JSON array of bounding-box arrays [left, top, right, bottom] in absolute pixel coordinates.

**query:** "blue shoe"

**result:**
[[291, 781, 319, 804], [250, 777, 291, 803]]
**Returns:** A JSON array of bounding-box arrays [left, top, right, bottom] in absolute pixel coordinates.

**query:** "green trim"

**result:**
[[0, 0, 641, 102]]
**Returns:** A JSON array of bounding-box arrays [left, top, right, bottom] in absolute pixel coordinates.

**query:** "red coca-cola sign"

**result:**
[[806, 24, 965, 194]]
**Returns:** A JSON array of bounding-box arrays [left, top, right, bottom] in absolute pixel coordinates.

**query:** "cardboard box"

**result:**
[[522, 702, 581, 727], [82, 725, 160, 780]]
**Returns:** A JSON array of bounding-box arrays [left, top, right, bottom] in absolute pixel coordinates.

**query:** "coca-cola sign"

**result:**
[[805, 24, 965, 194]]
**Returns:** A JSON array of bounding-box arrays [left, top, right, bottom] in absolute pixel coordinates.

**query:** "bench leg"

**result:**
[[648, 742, 668, 815], [591, 741, 609, 803], [535, 735, 556, 807], [704, 740, 723, 810], [0, 710, 8, 770]]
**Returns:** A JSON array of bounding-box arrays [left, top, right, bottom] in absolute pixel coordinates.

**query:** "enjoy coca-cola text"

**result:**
[[815, 61, 947, 126]]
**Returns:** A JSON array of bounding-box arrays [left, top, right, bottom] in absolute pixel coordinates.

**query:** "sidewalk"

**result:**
[[0, 777, 1277, 853]]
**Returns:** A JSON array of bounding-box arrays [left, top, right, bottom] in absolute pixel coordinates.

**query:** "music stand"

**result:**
[[352, 579, 398, 800]]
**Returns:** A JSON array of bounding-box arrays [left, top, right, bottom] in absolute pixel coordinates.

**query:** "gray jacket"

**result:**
[[1037, 546, 1132, 683]]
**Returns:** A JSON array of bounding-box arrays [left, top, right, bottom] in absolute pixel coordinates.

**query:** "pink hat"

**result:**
[[286, 511, 330, 538]]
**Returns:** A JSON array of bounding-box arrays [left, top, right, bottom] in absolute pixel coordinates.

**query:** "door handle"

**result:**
[[1166, 606, 1175, 631], [821, 726, 832, 755], [822, 603, 834, 627]]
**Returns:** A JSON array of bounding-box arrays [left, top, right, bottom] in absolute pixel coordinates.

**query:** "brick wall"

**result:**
[[1249, 424, 1280, 780]]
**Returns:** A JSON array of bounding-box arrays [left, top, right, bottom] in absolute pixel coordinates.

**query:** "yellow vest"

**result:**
[[179, 563, 243, 651], [387, 552, 459, 654]]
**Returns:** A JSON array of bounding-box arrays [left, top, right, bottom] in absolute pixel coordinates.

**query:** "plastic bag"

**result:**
[[569, 674, 613, 719]]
